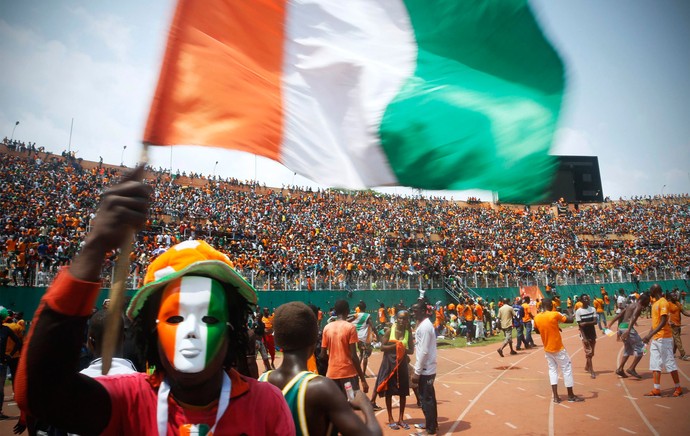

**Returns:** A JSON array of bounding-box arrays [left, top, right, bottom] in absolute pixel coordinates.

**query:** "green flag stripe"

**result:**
[[205, 279, 229, 365], [380, 0, 565, 203]]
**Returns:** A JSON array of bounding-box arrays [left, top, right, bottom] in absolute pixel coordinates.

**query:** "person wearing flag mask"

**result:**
[[16, 167, 294, 435]]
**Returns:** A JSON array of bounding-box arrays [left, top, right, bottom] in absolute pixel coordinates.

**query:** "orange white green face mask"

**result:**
[[156, 276, 229, 373]]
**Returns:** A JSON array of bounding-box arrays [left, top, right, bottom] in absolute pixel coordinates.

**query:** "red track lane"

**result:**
[[2, 318, 688, 434], [367, 317, 690, 435]]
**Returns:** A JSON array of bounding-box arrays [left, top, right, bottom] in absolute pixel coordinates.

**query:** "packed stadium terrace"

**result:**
[[1, 139, 689, 291]]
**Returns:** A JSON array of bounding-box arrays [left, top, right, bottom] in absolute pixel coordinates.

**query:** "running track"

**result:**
[[1, 317, 688, 435], [366, 316, 690, 435]]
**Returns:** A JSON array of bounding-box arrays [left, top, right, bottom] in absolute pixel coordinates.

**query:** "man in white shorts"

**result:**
[[533, 299, 584, 403], [643, 284, 683, 397]]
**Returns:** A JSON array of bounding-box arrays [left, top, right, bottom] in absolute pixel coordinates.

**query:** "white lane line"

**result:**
[[8, 402, 17, 406], [405, 414, 412, 419], [624, 396, 638, 400], [549, 395, 555, 436], [654, 404, 670, 410], [454, 391, 462, 396], [558, 403, 570, 409], [536, 394, 546, 399], [536, 370, 544, 374], [597, 387, 609, 392], [586, 414, 600, 420], [485, 409, 495, 416], [443, 384, 450, 388], [517, 386, 526, 391], [616, 347, 659, 436], [505, 422, 517, 429], [445, 352, 534, 435], [619, 427, 637, 434], [574, 381, 583, 386]]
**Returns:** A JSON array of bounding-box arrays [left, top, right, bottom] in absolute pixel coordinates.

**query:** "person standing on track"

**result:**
[[522, 296, 535, 348], [320, 300, 369, 398], [607, 292, 650, 379], [410, 302, 438, 435], [642, 284, 684, 397], [668, 290, 690, 361], [496, 298, 517, 357], [533, 298, 584, 403], [574, 294, 598, 379], [593, 295, 607, 332], [262, 306, 277, 369], [373, 310, 414, 431]]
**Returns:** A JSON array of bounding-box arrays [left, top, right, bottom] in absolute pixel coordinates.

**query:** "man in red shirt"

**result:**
[[16, 167, 294, 435]]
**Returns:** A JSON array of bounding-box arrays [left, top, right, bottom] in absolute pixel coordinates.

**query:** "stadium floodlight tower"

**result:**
[[10, 121, 19, 141]]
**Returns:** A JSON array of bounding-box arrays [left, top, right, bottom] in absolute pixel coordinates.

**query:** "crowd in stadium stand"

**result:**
[[1, 138, 689, 291]]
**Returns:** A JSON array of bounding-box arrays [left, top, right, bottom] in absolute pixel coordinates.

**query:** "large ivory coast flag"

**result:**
[[144, 0, 566, 203]]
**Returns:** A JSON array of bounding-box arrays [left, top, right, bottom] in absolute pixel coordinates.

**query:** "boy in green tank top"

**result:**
[[260, 302, 382, 436]]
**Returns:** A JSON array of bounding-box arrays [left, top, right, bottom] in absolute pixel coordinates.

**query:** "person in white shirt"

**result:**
[[80, 309, 137, 377], [411, 302, 437, 435]]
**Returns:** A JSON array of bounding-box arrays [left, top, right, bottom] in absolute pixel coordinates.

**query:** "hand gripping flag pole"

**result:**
[[101, 144, 149, 375]]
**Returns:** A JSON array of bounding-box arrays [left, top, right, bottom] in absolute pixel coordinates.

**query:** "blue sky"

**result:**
[[1, 0, 688, 200]]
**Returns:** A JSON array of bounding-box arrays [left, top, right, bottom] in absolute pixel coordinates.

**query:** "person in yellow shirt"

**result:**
[[522, 297, 535, 348], [533, 299, 583, 403], [573, 295, 584, 312], [552, 295, 561, 312], [593, 296, 606, 332], [643, 285, 683, 397]]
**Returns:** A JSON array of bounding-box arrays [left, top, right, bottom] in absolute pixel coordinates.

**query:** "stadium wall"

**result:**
[[3, 280, 687, 323]]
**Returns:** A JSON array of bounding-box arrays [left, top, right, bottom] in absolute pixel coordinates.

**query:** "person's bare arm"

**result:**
[[309, 377, 382, 436], [607, 310, 624, 328]]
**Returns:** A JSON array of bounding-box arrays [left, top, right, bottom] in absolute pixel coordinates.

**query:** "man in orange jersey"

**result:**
[[321, 300, 369, 398], [534, 299, 584, 403], [522, 296, 535, 348], [593, 295, 606, 332], [668, 290, 690, 360], [643, 284, 683, 397], [463, 299, 475, 345]]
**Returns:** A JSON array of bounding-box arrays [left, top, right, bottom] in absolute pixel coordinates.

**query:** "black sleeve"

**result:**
[[22, 304, 112, 435]]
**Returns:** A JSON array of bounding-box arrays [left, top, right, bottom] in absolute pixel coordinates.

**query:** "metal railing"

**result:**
[[5, 258, 685, 291]]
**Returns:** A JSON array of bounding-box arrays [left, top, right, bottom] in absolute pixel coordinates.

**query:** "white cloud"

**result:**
[[0, 17, 156, 166], [551, 127, 595, 156], [70, 6, 133, 61]]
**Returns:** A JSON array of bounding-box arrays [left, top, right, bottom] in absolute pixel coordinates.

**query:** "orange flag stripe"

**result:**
[[144, 0, 286, 160]]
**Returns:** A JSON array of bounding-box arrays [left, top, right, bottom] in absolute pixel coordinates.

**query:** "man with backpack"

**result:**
[[512, 297, 527, 351]]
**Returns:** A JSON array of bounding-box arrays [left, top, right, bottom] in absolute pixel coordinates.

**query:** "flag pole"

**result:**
[[101, 143, 149, 375]]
